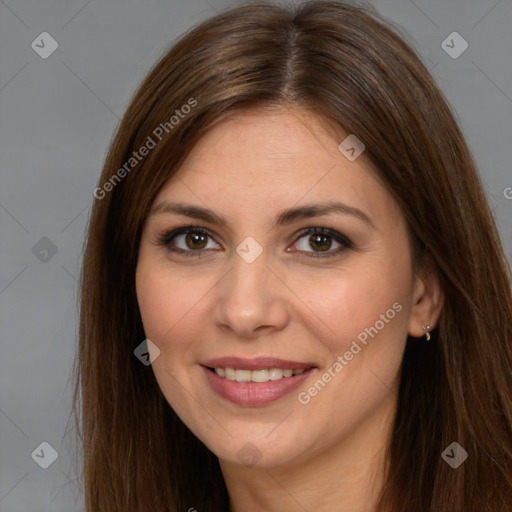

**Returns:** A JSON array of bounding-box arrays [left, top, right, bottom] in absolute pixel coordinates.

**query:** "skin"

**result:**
[[136, 108, 444, 512]]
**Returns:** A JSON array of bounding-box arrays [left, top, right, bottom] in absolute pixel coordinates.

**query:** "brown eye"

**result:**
[[291, 227, 353, 258], [185, 232, 208, 250], [308, 233, 332, 252], [158, 226, 220, 255]]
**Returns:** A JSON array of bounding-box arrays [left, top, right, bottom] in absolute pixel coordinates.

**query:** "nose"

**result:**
[[213, 253, 290, 339]]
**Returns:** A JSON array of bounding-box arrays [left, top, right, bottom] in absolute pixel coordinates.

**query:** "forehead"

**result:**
[[179, 108, 346, 170], [153, 108, 400, 225]]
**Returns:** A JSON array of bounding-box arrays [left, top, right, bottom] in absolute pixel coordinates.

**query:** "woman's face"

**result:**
[[136, 108, 427, 468]]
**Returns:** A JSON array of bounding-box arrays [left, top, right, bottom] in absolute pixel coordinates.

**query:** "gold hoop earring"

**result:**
[[422, 324, 431, 341]]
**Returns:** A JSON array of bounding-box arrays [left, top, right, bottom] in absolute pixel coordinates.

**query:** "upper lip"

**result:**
[[201, 356, 316, 371]]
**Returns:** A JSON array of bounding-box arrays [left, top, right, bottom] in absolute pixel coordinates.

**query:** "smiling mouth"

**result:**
[[206, 366, 311, 383], [201, 362, 317, 406]]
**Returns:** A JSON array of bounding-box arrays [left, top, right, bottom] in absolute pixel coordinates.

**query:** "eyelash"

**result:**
[[156, 225, 354, 259]]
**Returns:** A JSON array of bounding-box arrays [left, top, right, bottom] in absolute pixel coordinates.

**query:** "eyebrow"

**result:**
[[149, 201, 375, 229]]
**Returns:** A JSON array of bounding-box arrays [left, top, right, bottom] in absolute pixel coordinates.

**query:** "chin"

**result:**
[[204, 429, 311, 469]]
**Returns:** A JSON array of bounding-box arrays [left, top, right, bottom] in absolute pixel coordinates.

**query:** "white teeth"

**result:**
[[213, 367, 309, 382], [269, 368, 283, 380], [251, 369, 270, 383], [235, 369, 252, 382]]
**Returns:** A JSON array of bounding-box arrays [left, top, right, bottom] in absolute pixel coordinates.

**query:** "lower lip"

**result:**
[[201, 366, 315, 407]]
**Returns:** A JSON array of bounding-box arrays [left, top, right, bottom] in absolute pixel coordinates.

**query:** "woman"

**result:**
[[74, 1, 512, 510]]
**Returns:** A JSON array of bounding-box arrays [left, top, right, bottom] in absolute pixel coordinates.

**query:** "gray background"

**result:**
[[1, 0, 511, 510]]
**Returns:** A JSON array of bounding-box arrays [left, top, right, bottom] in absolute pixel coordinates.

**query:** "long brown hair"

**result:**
[[73, 1, 512, 510]]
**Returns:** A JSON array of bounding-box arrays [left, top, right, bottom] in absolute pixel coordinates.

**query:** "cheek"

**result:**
[[296, 258, 411, 359], [135, 265, 201, 349]]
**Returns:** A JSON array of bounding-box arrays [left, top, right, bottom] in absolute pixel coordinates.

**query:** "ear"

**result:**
[[407, 263, 445, 338]]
